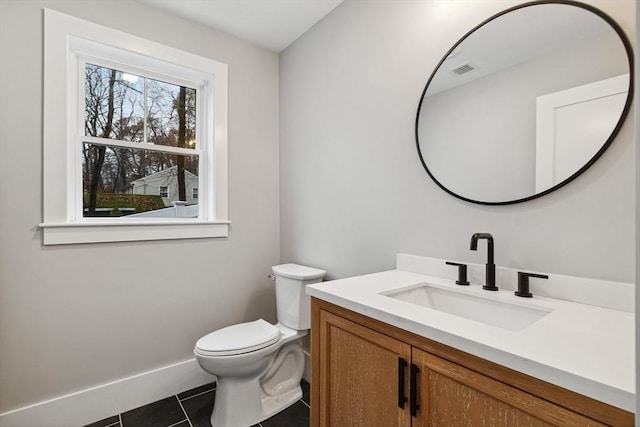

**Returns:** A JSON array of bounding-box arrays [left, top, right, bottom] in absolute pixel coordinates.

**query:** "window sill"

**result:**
[[39, 220, 230, 245]]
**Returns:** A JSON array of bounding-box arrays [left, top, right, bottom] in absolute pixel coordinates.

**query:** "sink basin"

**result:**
[[382, 283, 552, 331]]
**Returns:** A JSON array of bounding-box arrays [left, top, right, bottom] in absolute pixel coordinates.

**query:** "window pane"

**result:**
[[82, 143, 199, 218], [147, 78, 197, 149], [84, 64, 197, 149], [84, 63, 144, 141]]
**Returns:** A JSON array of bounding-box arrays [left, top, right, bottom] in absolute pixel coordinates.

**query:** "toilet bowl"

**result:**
[[194, 263, 325, 427]]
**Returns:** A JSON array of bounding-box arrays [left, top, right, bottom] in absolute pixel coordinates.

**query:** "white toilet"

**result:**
[[194, 263, 326, 427]]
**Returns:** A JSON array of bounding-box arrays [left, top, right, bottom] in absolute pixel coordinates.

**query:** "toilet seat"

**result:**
[[195, 319, 281, 357]]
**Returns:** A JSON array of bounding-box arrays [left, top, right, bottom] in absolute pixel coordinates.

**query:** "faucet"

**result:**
[[470, 233, 498, 291]]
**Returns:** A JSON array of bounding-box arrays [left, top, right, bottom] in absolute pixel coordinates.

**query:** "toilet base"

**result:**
[[210, 381, 302, 427], [209, 341, 305, 427], [260, 382, 302, 421]]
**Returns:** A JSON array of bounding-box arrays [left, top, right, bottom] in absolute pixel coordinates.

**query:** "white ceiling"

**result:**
[[136, 0, 344, 52], [427, 3, 612, 95]]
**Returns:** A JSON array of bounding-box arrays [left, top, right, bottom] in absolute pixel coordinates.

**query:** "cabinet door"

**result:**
[[411, 348, 606, 427], [317, 309, 412, 427]]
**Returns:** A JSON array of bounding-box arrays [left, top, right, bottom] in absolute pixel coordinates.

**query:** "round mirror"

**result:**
[[415, 1, 634, 205]]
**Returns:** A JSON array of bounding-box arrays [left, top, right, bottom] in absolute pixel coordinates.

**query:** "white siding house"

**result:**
[[127, 166, 199, 206]]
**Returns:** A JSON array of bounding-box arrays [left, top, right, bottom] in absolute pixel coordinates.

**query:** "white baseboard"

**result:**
[[0, 358, 215, 427]]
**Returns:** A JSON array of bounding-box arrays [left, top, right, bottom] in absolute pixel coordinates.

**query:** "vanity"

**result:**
[[306, 0, 635, 425], [306, 255, 634, 426]]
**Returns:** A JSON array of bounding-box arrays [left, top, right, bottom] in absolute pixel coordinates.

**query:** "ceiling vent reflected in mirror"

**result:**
[[451, 63, 477, 75]]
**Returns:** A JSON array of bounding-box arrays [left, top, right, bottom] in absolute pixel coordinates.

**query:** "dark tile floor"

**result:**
[[84, 380, 310, 427]]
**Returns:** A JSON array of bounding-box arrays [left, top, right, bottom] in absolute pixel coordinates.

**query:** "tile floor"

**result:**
[[83, 380, 310, 427]]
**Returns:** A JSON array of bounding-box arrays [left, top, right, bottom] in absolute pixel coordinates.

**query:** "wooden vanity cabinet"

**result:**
[[310, 298, 634, 427], [314, 308, 411, 426]]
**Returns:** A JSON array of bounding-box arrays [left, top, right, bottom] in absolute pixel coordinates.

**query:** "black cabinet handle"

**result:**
[[398, 357, 407, 408], [410, 363, 420, 417]]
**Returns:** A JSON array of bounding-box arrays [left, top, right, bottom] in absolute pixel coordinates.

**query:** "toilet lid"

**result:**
[[195, 319, 281, 356]]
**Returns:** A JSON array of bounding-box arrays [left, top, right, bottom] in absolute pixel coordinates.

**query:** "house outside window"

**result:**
[[42, 9, 229, 245]]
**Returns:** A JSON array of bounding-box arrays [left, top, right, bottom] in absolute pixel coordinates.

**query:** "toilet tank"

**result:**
[[271, 263, 326, 330]]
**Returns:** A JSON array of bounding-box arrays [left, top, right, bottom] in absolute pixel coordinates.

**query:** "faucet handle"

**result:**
[[446, 261, 469, 286], [516, 272, 548, 298]]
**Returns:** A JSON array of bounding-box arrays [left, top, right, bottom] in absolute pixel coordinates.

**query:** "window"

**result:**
[[42, 9, 229, 244], [83, 62, 197, 217]]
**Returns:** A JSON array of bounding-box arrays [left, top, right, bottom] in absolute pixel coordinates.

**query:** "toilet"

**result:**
[[194, 263, 326, 427]]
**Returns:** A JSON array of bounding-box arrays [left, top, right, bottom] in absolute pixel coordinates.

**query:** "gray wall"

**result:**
[[0, 0, 280, 413], [279, 0, 635, 281]]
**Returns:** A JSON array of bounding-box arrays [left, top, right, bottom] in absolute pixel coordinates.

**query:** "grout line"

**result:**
[[167, 418, 189, 427], [100, 382, 308, 427], [175, 395, 194, 427], [178, 387, 215, 402]]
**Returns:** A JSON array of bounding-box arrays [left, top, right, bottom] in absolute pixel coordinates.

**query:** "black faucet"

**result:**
[[470, 233, 498, 291]]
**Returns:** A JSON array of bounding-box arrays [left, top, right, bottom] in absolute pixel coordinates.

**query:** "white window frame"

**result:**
[[41, 9, 229, 245], [159, 186, 169, 198]]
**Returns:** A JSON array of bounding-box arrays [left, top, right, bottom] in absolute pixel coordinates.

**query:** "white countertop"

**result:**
[[306, 263, 635, 412]]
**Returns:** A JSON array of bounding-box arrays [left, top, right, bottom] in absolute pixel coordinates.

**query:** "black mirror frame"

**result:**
[[415, 0, 634, 206]]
